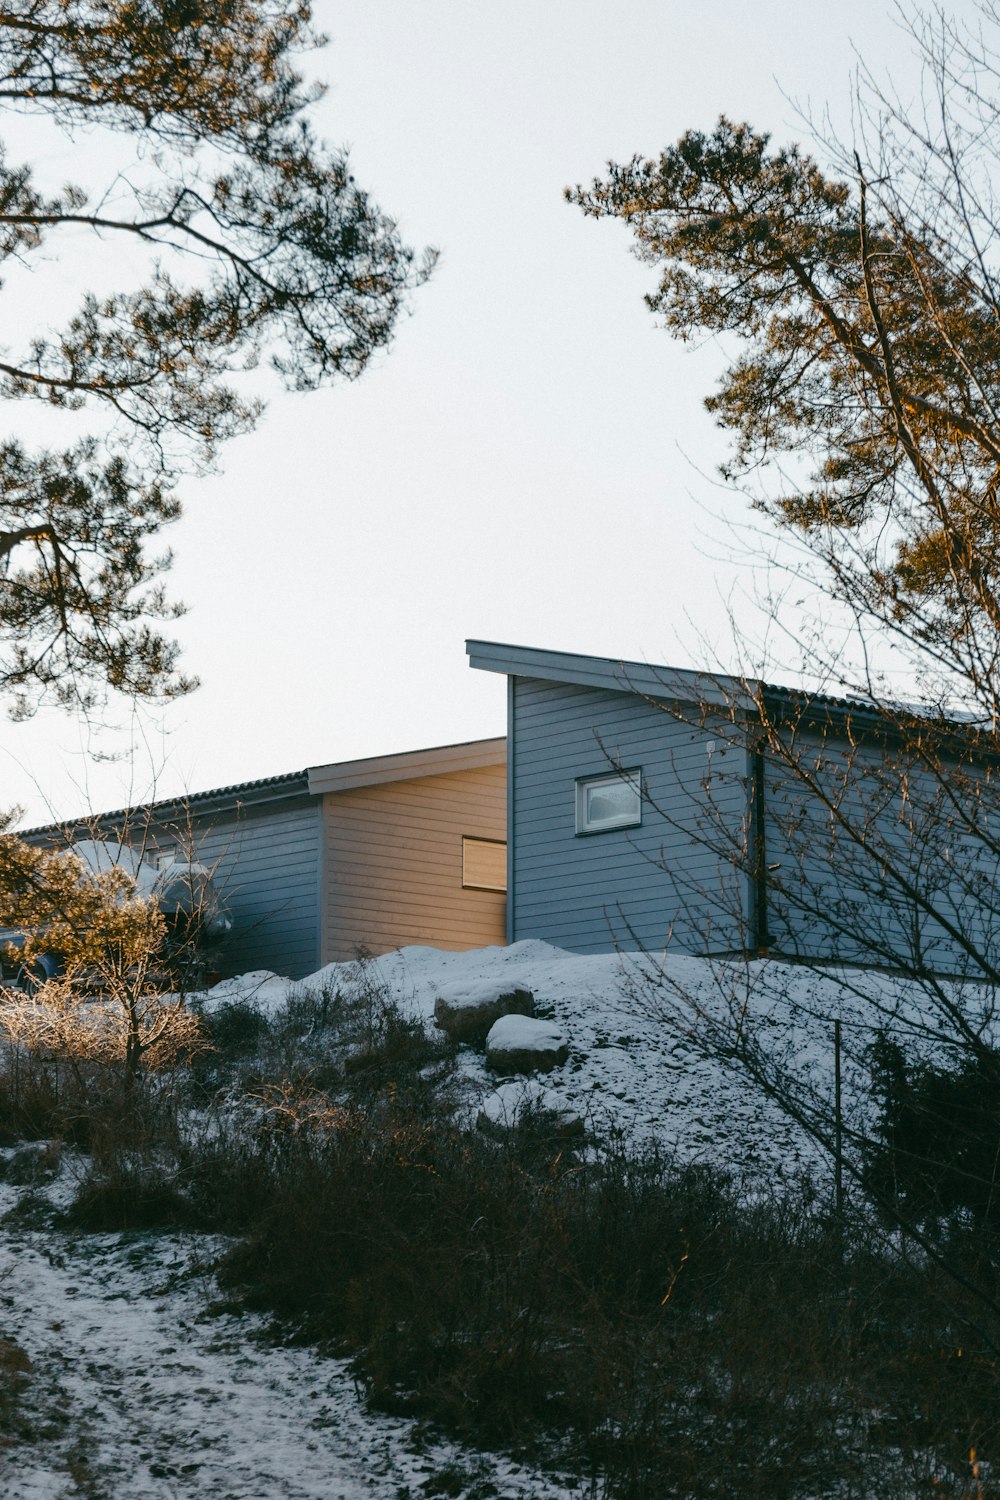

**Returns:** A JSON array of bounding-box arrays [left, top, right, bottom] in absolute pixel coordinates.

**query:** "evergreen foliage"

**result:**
[[865, 1033, 1000, 1232], [567, 12, 1000, 715], [0, 2, 432, 713]]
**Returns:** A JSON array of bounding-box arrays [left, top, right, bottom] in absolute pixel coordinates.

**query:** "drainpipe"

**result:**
[[506, 675, 516, 945], [751, 742, 771, 955]]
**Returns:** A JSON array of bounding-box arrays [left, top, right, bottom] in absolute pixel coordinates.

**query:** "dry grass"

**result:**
[[3, 968, 999, 1497]]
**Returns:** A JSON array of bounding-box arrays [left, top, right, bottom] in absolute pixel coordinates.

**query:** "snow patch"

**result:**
[[199, 970, 293, 1013], [478, 1079, 582, 1134]]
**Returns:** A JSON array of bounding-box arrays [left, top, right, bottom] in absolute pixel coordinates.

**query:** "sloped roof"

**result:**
[[16, 768, 312, 840], [16, 738, 508, 841], [466, 638, 981, 733]]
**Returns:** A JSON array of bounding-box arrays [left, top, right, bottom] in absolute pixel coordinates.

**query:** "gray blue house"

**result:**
[[19, 738, 508, 979], [16, 641, 995, 978], [468, 640, 1000, 974]]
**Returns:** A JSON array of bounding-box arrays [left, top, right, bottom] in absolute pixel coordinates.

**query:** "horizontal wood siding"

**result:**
[[323, 765, 506, 960], [512, 677, 750, 955], [171, 797, 321, 979], [762, 733, 1000, 973]]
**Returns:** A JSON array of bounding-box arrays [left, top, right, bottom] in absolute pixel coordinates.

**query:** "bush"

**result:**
[[198, 998, 271, 1056], [0, 1035, 134, 1148], [864, 1033, 1000, 1233], [192, 1097, 1000, 1497], [189, 966, 458, 1119], [10, 970, 997, 1497]]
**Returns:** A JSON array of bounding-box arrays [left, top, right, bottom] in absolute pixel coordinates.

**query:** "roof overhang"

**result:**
[[17, 770, 312, 841], [308, 737, 506, 796], [466, 640, 999, 752], [466, 639, 756, 713]]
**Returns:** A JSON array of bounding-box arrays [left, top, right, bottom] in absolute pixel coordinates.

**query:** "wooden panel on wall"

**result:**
[[323, 764, 506, 961], [168, 797, 322, 979], [462, 836, 507, 892], [761, 731, 1000, 974]]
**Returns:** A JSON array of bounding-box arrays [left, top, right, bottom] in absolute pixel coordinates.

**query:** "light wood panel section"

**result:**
[[462, 836, 506, 892], [323, 764, 506, 960]]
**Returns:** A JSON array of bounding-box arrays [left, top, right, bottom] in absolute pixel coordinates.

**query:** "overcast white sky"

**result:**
[[3, 0, 962, 825]]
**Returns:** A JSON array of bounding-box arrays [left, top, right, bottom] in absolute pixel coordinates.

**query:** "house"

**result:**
[[468, 639, 1000, 973], [18, 738, 507, 978]]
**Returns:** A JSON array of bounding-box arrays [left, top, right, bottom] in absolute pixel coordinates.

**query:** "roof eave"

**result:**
[[466, 639, 756, 712], [308, 737, 506, 795]]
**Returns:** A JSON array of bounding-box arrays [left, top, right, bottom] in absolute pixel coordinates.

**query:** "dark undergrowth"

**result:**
[[195, 1113, 1000, 1498], [2, 974, 999, 1497]]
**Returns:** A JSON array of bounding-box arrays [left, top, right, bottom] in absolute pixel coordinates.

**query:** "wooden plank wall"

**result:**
[[176, 797, 323, 979], [511, 676, 749, 955], [762, 731, 1000, 974], [322, 764, 506, 961]]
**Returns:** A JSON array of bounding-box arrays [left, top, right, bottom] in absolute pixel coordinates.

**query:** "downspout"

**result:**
[[506, 674, 516, 945], [751, 740, 771, 955], [315, 796, 328, 968]]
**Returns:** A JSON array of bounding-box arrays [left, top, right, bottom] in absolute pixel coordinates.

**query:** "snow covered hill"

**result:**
[[3, 940, 973, 1498], [199, 938, 944, 1191]]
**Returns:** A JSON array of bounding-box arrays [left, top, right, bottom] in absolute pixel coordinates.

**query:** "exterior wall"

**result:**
[[761, 730, 1000, 974], [510, 676, 750, 955], [170, 796, 323, 980], [322, 764, 506, 961], [761, 732, 896, 965]]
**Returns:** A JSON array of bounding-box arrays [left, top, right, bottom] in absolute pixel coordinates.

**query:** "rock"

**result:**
[[4, 1140, 61, 1185], [477, 1079, 584, 1137], [485, 1014, 569, 1074], [433, 980, 534, 1043]]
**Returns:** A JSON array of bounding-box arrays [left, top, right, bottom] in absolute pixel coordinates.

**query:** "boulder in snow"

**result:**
[[485, 1014, 569, 1074], [433, 980, 534, 1042], [477, 1079, 584, 1137]]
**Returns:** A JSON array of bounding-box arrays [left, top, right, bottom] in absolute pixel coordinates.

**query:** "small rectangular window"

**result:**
[[576, 768, 642, 834], [462, 836, 507, 892]]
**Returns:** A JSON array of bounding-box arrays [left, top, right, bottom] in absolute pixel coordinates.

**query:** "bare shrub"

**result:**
[[182, 1089, 999, 1498], [0, 983, 203, 1071]]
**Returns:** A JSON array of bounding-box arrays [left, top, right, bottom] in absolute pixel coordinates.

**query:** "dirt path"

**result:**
[[0, 1165, 571, 1500]]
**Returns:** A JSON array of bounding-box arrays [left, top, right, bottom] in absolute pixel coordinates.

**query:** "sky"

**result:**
[[1, 0, 971, 826]]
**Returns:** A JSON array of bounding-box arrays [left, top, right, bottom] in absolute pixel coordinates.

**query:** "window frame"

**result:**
[[575, 767, 643, 836]]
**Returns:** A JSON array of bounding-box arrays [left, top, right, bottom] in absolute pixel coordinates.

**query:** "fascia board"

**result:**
[[18, 774, 312, 841], [159, 784, 313, 822], [466, 639, 755, 713], [307, 737, 506, 796]]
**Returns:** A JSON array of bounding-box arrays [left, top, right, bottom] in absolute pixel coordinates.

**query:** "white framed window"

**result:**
[[576, 768, 642, 834], [462, 836, 507, 892]]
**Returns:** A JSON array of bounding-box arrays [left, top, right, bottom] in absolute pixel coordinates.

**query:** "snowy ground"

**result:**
[[1, 1162, 578, 1499], [1, 940, 966, 1498], [203, 938, 929, 1189]]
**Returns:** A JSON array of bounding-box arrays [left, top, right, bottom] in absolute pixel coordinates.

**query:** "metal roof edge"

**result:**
[[16, 768, 312, 841], [466, 640, 754, 712], [465, 639, 992, 735]]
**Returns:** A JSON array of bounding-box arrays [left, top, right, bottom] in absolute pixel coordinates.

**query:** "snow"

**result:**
[[478, 1079, 581, 1131], [193, 938, 870, 1184], [432, 977, 533, 1011], [0, 1162, 578, 1500], [486, 1014, 565, 1050], [199, 971, 297, 1013], [5, 939, 965, 1497], [64, 838, 160, 897], [484, 1014, 567, 1064]]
